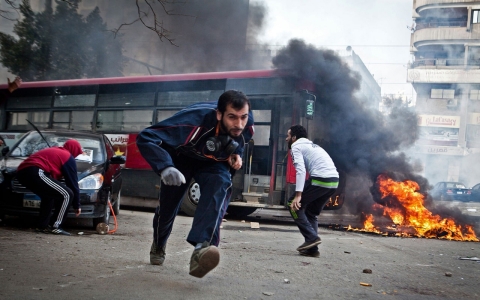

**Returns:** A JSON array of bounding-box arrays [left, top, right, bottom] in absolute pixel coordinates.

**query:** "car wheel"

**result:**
[[226, 206, 257, 218], [93, 191, 111, 229], [181, 180, 200, 217], [113, 189, 121, 216]]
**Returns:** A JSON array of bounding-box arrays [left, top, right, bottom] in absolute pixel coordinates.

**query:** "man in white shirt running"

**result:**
[[286, 124, 339, 257]]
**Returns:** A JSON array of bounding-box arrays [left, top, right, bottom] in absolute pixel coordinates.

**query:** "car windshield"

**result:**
[[445, 182, 466, 189], [9, 132, 104, 163]]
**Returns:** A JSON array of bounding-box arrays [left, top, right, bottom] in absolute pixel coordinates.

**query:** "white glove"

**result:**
[[160, 167, 186, 186]]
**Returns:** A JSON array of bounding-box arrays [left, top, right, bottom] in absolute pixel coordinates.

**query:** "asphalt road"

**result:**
[[0, 209, 479, 300]]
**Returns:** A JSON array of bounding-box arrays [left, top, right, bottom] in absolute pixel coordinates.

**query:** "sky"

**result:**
[[257, 0, 414, 99]]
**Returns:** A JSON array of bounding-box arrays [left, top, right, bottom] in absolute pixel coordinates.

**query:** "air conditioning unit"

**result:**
[[446, 99, 458, 108]]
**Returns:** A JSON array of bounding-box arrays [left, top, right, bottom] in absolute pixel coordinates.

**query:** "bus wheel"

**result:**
[[181, 180, 200, 217], [226, 206, 257, 218]]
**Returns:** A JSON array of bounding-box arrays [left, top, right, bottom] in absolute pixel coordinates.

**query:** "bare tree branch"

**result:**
[[1, 0, 190, 45], [0, 0, 20, 21]]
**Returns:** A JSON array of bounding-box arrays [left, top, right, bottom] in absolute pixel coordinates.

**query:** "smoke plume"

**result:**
[[272, 39, 428, 214]]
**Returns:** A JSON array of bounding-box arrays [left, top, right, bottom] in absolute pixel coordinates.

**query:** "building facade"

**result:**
[[408, 0, 480, 186]]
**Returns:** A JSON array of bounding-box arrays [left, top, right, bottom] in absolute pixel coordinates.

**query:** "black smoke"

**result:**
[[103, 0, 269, 74], [272, 39, 428, 213]]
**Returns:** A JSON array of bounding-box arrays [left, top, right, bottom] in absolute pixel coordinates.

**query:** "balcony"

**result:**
[[407, 68, 480, 83], [414, 0, 475, 11], [410, 58, 469, 68], [411, 26, 477, 48]]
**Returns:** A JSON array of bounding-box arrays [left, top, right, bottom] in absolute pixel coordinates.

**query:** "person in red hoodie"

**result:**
[[16, 139, 83, 235]]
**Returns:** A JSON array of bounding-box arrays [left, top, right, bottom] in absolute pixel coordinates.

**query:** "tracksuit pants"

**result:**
[[16, 166, 73, 229], [288, 178, 336, 251], [153, 154, 232, 248]]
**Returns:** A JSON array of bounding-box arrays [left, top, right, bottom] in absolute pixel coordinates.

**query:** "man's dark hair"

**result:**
[[217, 90, 250, 113], [289, 124, 307, 140]]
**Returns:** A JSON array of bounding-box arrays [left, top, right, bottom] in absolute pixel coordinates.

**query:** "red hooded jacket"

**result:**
[[17, 139, 83, 209]]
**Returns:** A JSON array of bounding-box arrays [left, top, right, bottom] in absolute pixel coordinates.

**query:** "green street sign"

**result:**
[[306, 99, 315, 119]]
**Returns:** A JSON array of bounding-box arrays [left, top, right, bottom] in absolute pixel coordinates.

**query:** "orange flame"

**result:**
[[365, 174, 478, 241]]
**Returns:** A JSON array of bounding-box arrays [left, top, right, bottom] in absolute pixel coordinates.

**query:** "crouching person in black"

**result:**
[[16, 139, 83, 236]]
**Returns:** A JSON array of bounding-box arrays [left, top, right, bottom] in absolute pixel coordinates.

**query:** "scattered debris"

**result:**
[[250, 222, 260, 229], [77, 232, 84, 235], [363, 269, 372, 274], [262, 292, 274, 296], [459, 257, 480, 261], [284, 279, 290, 284], [360, 282, 372, 287], [241, 220, 245, 223], [344, 251, 351, 254], [445, 272, 452, 277]]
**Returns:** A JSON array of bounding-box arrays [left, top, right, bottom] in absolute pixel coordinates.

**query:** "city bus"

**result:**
[[0, 70, 345, 217]]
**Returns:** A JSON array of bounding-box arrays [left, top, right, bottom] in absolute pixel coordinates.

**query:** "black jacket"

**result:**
[[136, 102, 254, 174]]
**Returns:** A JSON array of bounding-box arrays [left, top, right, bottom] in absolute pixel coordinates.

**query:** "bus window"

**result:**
[[156, 110, 178, 123], [96, 110, 152, 132], [8, 111, 49, 130], [52, 111, 94, 131], [6, 96, 52, 109], [98, 92, 155, 107], [54, 94, 96, 107], [157, 90, 223, 107], [252, 110, 271, 123]]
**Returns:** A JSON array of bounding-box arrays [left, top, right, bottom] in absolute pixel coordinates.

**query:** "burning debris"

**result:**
[[347, 174, 478, 241]]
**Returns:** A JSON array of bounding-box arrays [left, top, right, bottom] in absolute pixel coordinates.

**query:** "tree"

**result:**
[[1, 0, 179, 45], [0, 0, 125, 80]]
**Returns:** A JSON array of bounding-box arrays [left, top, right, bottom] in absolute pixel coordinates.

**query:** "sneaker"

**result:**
[[296, 237, 322, 251], [150, 242, 166, 265], [189, 241, 220, 278], [50, 228, 71, 236], [299, 249, 320, 258], [35, 226, 51, 234]]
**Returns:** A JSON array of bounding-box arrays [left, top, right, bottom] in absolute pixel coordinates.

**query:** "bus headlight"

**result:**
[[78, 174, 104, 190]]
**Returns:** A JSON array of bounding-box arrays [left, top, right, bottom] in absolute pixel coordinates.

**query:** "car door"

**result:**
[[471, 184, 480, 202]]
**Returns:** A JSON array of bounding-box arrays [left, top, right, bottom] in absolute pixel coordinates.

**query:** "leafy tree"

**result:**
[[0, 0, 125, 80]]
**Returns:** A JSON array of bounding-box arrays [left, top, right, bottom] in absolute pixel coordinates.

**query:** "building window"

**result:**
[[473, 10, 480, 24], [431, 89, 455, 99], [470, 89, 480, 100]]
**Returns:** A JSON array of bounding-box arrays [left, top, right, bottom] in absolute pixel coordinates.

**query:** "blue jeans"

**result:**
[[152, 154, 232, 248], [287, 179, 336, 251]]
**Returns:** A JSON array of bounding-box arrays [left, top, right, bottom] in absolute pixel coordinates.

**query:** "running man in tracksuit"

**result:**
[[136, 90, 254, 278], [16, 139, 83, 236], [286, 124, 339, 257]]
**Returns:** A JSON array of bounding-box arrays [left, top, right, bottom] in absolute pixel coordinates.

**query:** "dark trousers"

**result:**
[[153, 155, 232, 248], [287, 179, 336, 251], [16, 166, 73, 229]]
